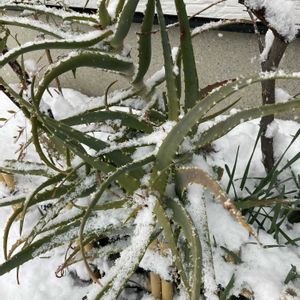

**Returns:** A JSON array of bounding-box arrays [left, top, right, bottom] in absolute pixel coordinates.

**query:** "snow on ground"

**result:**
[[1, 89, 300, 299], [0, 92, 90, 299]]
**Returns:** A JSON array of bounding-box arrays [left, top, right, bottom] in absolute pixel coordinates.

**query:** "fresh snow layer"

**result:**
[[260, 29, 274, 62], [245, 0, 298, 41], [1, 89, 300, 299], [34, 0, 300, 20]]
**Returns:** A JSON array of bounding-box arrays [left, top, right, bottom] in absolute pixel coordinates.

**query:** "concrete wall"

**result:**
[[2, 20, 300, 117]]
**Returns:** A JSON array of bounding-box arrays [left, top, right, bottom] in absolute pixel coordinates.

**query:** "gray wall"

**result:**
[[2, 21, 300, 117]]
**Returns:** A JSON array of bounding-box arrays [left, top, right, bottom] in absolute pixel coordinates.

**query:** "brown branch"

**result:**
[[247, 9, 264, 53], [239, 0, 290, 173], [2, 47, 30, 91], [33, 14, 63, 94], [0, 84, 21, 109]]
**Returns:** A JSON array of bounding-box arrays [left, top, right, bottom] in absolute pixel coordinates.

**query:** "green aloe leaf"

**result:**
[[94, 204, 156, 300], [196, 97, 300, 149], [0, 16, 67, 38], [42, 115, 143, 179], [34, 51, 134, 105], [31, 116, 64, 173], [153, 200, 190, 290], [175, 0, 199, 111], [0, 195, 25, 207], [0, 27, 9, 52], [0, 30, 112, 66], [151, 73, 300, 195], [175, 168, 257, 240], [219, 274, 235, 300], [156, 0, 179, 121], [0, 160, 56, 177], [19, 173, 66, 235], [98, 0, 111, 27], [0, 4, 99, 24], [79, 154, 155, 247], [42, 118, 139, 193], [3, 207, 22, 260], [115, 0, 126, 19], [0, 215, 122, 276], [166, 199, 202, 300], [175, 168, 217, 297], [132, 0, 155, 86], [62, 109, 153, 133], [44, 115, 110, 152], [110, 0, 139, 49], [78, 155, 155, 286]]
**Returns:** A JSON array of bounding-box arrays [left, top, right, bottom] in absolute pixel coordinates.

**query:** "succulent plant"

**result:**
[[1, 1, 300, 299]]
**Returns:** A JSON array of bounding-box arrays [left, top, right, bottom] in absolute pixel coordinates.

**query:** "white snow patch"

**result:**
[[245, 0, 298, 42], [275, 87, 292, 103], [260, 29, 274, 62]]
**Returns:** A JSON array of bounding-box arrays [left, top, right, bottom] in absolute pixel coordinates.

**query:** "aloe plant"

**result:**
[[1, 1, 300, 299]]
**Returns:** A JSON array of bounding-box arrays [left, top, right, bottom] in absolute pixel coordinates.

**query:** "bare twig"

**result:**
[[33, 14, 63, 94], [240, 0, 289, 173], [247, 9, 264, 53], [167, 0, 227, 30], [2, 47, 30, 91]]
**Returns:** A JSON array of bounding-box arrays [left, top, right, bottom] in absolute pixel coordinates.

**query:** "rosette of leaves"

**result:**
[[1, 0, 300, 299]]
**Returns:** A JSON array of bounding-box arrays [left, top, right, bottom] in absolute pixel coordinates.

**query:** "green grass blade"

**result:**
[[240, 127, 263, 190], [225, 146, 239, 198]]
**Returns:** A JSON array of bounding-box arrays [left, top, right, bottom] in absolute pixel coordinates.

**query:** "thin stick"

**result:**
[[33, 14, 63, 94], [247, 9, 264, 53], [167, 0, 227, 29]]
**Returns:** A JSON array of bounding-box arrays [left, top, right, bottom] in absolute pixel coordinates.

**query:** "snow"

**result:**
[[1, 0, 300, 294], [187, 185, 218, 300], [140, 249, 173, 281], [41, 88, 94, 120], [24, 59, 38, 77], [245, 0, 298, 42], [2, 87, 300, 299], [260, 29, 274, 62], [275, 87, 292, 103], [34, 0, 300, 20], [0, 15, 70, 38], [192, 116, 300, 299], [87, 195, 156, 300], [0, 30, 112, 67]]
